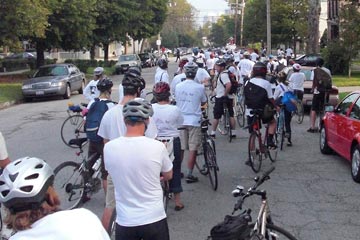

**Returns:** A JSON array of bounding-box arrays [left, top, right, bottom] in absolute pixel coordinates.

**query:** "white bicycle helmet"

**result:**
[[0, 157, 54, 213], [123, 99, 153, 121], [94, 67, 104, 76]]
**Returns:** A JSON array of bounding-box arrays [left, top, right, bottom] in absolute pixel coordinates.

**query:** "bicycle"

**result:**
[[234, 85, 246, 128], [195, 110, 219, 191], [292, 98, 304, 124], [53, 138, 102, 210], [276, 105, 286, 151], [218, 166, 297, 240], [247, 109, 277, 173], [215, 96, 233, 142], [60, 103, 87, 148]]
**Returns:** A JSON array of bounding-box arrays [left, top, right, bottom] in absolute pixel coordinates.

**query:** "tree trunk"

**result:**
[[36, 41, 46, 68], [90, 45, 95, 60], [306, 0, 321, 54], [103, 43, 109, 61]]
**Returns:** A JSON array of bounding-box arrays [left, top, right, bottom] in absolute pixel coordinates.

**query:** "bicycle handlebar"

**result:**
[[232, 166, 275, 213]]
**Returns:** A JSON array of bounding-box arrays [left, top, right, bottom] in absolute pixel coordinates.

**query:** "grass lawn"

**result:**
[[332, 72, 360, 87], [0, 84, 23, 103]]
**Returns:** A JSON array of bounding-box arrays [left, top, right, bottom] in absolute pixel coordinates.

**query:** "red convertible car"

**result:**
[[320, 91, 360, 182]]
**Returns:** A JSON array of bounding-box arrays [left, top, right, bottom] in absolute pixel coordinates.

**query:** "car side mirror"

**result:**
[[324, 105, 334, 112]]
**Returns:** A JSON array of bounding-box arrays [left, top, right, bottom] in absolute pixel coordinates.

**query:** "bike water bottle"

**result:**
[[92, 158, 101, 178]]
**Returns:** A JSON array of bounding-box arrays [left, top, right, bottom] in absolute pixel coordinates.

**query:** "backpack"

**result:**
[[85, 98, 112, 143], [279, 85, 297, 112], [313, 67, 332, 92], [244, 80, 270, 109], [219, 68, 239, 95], [210, 213, 252, 240]]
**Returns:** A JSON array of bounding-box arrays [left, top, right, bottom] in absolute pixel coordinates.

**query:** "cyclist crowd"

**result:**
[[0, 46, 331, 240]]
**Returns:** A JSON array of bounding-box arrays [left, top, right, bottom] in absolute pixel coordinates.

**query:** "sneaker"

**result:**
[[186, 175, 199, 183], [231, 134, 237, 138], [284, 132, 290, 138], [245, 160, 251, 166], [307, 128, 316, 133], [287, 142, 293, 147]]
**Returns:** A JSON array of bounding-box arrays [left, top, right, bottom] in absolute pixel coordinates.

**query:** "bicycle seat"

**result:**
[[249, 109, 263, 116], [68, 138, 88, 148]]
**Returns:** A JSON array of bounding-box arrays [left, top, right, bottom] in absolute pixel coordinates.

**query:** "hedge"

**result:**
[[64, 59, 116, 73], [0, 59, 57, 72]]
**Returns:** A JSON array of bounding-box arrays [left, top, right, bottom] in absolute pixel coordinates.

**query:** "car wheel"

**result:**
[[351, 145, 360, 182], [320, 126, 332, 154], [63, 84, 71, 99], [24, 97, 32, 102], [78, 80, 85, 94]]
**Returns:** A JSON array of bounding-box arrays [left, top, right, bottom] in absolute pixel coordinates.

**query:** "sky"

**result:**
[[187, 0, 229, 25]]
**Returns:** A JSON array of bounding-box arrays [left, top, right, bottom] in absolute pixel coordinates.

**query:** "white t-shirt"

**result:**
[[152, 104, 183, 137], [250, 52, 259, 62], [273, 83, 290, 100], [288, 72, 306, 91], [154, 68, 169, 84], [175, 80, 207, 127], [170, 73, 187, 97], [245, 78, 273, 116], [234, 52, 241, 63], [104, 136, 173, 227], [215, 71, 233, 99], [285, 48, 293, 57], [278, 58, 287, 66], [194, 68, 210, 84], [238, 59, 255, 78], [9, 208, 109, 240], [83, 80, 100, 101], [206, 58, 215, 70], [0, 132, 8, 160], [98, 103, 158, 141]]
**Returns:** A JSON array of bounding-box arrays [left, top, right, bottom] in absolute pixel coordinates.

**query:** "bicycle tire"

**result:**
[[107, 209, 116, 240], [53, 161, 86, 210], [248, 132, 262, 173], [161, 179, 170, 212], [205, 142, 218, 191], [61, 115, 87, 148], [236, 101, 246, 128], [195, 145, 209, 176], [280, 131, 285, 151], [265, 224, 298, 240], [227, 111, 232, 143], [268, 134, 278, 162], [217, 115, 229, 135], [295, 100, 304, 124]]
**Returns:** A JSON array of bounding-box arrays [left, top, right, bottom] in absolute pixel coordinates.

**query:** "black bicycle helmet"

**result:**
[[96, 78, 113, 92], [123, 99, 153, 121], [184, 61, 198, 79], [0, 157, 54, 213], [158, 59, 168, 69], [122, 74, 145, 91], [125, 66, 141, 76], [215, 58, 227, 67], [252, 62, 267, 78]]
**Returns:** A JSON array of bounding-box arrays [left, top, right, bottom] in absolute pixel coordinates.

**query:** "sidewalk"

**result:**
[[338, 86, 359, 93], [0, 69, 29, 76]]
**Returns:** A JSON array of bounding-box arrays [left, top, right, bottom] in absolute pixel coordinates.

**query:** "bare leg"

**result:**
[[187, 150, 197, 170], [310, 110, 316, 129]]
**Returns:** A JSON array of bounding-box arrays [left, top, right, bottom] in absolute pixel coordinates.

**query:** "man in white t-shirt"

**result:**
[[104, 99, 172, 240], [237, 52, 254, 84], [83, 67, 104, 101], [210, 58, 236, 138], [175, 62, 207, 183], [98, 73, 157, 230], [285, 47, 293, 64], [250, 51, 259, 62], [0, 132, 10, 169], [288, 63, 305, 100], [154, 59, 170, 84]]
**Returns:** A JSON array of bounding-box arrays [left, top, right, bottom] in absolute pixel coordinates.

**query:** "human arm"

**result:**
[[0, 132, 10, 169], [83, 80, 94, 101], [161, 146, 173, 181]]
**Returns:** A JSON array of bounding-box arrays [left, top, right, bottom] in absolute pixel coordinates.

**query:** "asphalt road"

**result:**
[[1, 58, 359, 240]]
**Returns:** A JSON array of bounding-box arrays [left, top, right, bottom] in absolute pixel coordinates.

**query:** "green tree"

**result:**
[[209, 15, 234, 47], [0, 0, 50, 47]]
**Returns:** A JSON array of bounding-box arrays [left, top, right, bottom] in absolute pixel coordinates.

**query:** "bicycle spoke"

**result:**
[[61, 115, 87, 148], [248, 133, 262, 173]]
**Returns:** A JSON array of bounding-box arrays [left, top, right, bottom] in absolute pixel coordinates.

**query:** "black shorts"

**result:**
[[213, 97, 234, 119], [116, 218, 170, 240], [311, 93, 325, 112], [293, 90, 303, 101], [88, 141, 108, 180]]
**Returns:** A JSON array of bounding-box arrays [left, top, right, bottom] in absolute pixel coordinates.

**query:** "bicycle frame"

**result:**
[[253, 199, 272, 236]]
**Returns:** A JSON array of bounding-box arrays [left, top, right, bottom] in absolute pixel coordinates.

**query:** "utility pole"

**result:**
[[266, 0, 271, 55], [234, 0, 239, 46], [240, 0, 245, 47]]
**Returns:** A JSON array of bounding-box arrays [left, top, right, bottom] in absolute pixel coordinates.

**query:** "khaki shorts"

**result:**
[[179, 126, 201, 151], [105, 174, 115, 209]]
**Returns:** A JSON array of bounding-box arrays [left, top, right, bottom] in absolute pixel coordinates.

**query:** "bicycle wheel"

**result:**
[[217, 114, 229, 135], [195, 143, 209, 176], [205, 142, 218, 191], [295, 100, 304, 124], [236, 101, 246, 128], [227, 111, 233, 143], [160, 179, 170, 212], [248, 132, 262, 173], [107, 209, 116, 240], [265, 224, 298, 240], [267, 134, 278, 162], [61, 115, 87, 148], [53, 161, 86, 210]]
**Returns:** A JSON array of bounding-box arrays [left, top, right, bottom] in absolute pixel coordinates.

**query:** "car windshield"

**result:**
[[119, 55, 136, 61], [34, 66, 69, 77], [138, 54, 149, 60]]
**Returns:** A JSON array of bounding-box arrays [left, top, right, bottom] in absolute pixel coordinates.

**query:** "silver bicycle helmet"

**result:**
[[94, 67, 104, 76], [123, 99, 153, 121], [0, 157, 54, 213], [184, 61, 198, 79]]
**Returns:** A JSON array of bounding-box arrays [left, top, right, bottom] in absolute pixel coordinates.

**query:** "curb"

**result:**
[[0, 100, 17, 110]]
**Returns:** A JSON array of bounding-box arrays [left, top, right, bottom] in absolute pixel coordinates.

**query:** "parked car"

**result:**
[[5, 52, 36, 59], [22, 64, 85, 101], [320, 91, 360, 182], [115, 54, 142, 74], [286, 66, 339, 107], [138, 53, 155, 68], [294, 54, 322, 67]]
